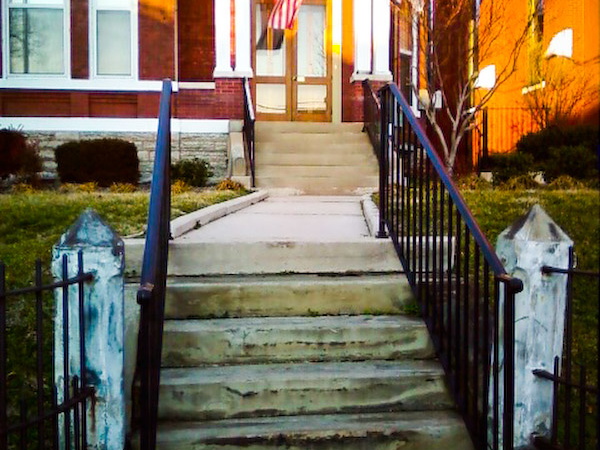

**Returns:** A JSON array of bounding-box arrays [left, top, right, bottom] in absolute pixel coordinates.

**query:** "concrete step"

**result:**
[[126, 239, 401, 277], [158, 360, 453, 421], [256, 152, 375, 166], [155, 411, 473, 449], [255, 165, 378, 178], [162, 315, 434, 367], [255, 141, 373, 153], [254, 175, 378, 194], [256, 121, 364, 134], [162, 274, 413, 319]]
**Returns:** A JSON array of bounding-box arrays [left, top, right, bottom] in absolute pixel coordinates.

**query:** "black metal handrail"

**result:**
[[374, 81, 523, 450], [1, 254, 95, 450], [243, 78, 256, 188], [135, 79, 172, 450]]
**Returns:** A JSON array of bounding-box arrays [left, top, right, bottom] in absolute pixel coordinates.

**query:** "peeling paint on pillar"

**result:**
[[52, 209, 126, 450], [495, 204, 573, 448]]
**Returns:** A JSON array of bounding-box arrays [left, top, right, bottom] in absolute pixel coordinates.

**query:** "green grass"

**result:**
[[0, 190, 246, 289], [378, 186, 599, 446], [0, 188, 247, 442], [461, 188, 599, 448]]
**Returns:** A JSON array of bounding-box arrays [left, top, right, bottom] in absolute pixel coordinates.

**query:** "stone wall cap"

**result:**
[[500, 204, 573, 244], [56, 208, 124, 253]]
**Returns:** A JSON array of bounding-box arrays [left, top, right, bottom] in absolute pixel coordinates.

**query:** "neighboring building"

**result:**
[[474, 0, 600, 164], [0, 0, 423, 179]]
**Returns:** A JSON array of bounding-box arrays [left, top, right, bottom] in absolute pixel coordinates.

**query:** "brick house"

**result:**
[[0, 0, 423, 180], [473, 0, 600, 164]]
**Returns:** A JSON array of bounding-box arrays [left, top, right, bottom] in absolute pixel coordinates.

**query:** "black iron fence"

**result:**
[[0, 254, 95, 450], [134, 79, 172, 450], [472, 107, 541, 172], [243, 78, 256, 188], [372, 81, 524, 449], [533, 254, 599, 450]]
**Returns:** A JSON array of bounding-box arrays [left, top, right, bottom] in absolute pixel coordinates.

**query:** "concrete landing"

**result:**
[[125, 195, 403, 275], [178, 196, 371, 243]]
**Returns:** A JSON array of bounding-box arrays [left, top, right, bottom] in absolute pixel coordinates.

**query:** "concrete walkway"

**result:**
[[177, 195, 376, 243]]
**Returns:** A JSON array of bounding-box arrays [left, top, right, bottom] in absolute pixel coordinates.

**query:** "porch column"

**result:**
[[353, 0, 372, 74], [214, 0, 233, 77], [235, 0, 253, 76], [372, 0, 392, 79]]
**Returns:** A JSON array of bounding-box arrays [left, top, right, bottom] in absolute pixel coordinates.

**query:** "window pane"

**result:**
[[97, 10, 131, 76], [256, 84, 286, 114], [297, 84, 327, 111], [9, 8, 64, 74], [10, 1, 63, 4], [297, 5, 326, 77], [255, 4, 286, 77]]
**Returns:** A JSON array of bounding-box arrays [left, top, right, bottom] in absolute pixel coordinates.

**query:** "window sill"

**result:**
[[0, 78, 170, 92]]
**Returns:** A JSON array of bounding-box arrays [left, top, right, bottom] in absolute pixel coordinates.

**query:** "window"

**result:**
[[391, 1, 414, 104], [528, 0, 544, 83], [6, 0, 67, 75], [91, 0, 136, 77]]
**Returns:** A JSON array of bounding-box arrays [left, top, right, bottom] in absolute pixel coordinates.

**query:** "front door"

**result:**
[[253, 0, 332, 122]]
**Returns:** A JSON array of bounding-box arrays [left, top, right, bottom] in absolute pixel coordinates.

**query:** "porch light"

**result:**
[[545, 28, 573, 58], [474, 65, 496, 89]]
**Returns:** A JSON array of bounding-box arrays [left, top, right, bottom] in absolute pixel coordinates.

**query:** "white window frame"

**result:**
[[89, 0, 138, 80], [2, 0, 71, 79]]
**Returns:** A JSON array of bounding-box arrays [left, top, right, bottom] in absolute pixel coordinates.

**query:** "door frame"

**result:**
[[252, 0, 332, 122]]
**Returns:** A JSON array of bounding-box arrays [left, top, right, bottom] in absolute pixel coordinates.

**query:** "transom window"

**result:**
[[7, 0, 67, 75], [91, 0, 136, 77]]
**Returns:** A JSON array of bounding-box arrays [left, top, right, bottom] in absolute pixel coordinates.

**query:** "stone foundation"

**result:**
[[29, 131, 228, 184]]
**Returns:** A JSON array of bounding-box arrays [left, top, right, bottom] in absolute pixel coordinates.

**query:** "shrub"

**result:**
[[171, 179, 193, 195], [10, 183, 37, 194], [489, 152, 535, 185], [0, 129, 42, 181], [516, 124, 599, 166], [216, 179, 247, 191], [171, 158, 213, 187], [455, 174, 493, 191], [546, 175, 587, 190], [497, 175, 541, 190], [55, 138, 139, 187], [109, 182, 138, 193], [544, 145, 599, 182]]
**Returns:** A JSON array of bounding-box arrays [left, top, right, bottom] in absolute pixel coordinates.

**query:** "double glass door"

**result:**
[[253, 0, 331, 121]]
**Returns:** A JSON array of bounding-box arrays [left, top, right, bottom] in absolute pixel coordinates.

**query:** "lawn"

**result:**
[[0, 188, 248, 438], [0, 189, 246, 289]]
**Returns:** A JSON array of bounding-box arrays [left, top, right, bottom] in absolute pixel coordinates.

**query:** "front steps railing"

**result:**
[[369, 80, 524, 450]]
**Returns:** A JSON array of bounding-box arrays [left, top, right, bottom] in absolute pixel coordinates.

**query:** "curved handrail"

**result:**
[[135, 79, 172, 450], [381, 83, 518, 284]]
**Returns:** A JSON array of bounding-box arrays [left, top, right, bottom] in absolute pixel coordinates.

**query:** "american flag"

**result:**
[[267, 0, 304, 30]]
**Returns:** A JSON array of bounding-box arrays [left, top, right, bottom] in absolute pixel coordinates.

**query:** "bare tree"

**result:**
[[522, 57, 596, 129], [404, 0, 531, 175]]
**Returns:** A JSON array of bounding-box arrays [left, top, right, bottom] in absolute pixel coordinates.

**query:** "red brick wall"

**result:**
[[0, 92, 71, 117], [174, 79, 244, 119], [0, 6, 3, 79], [0, 85, 243, 119], [139, 0, 175, 80], [71, 0, 89, 79], [178, 0, 215, 81]]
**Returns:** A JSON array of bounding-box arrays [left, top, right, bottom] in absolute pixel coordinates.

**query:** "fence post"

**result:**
[[496, 204, 573, 448], [52, 209, 126, 450]]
